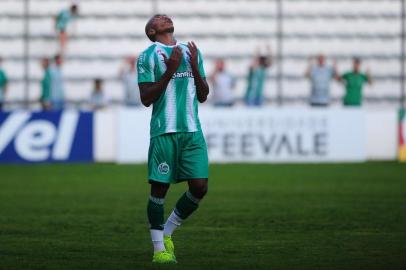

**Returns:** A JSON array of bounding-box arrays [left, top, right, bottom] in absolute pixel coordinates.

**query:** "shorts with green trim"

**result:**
[[148, 131, 209, 184]]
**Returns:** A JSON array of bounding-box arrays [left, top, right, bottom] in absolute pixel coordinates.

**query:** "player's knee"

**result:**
[[189, 181, 208, 199], [150, 182, 170, 198]]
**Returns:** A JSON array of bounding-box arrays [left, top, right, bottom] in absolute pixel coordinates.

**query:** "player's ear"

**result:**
[[148, 28, 156, 36]]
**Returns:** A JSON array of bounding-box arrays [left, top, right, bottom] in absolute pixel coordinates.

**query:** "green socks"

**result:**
[[147, 191, 200, 239], [174, 191, 200, 220], [147, 196, 165, 230]]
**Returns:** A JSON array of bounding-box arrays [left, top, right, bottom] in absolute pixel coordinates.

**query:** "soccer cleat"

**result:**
[[164, 235, 176, 259], [152, 251, 177, 264]]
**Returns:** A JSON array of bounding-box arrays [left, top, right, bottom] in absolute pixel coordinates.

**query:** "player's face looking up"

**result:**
[[155, 15, 174, 35], [145, 14, 174, 42]]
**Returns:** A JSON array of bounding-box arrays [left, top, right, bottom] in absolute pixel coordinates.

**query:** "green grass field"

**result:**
[[0, 162, 405, 270]]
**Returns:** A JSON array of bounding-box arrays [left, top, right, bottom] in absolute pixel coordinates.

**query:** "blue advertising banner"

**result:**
[[0, 110, 93, 163]]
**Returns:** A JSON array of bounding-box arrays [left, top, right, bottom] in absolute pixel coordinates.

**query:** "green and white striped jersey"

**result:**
[[137, 41, 206, 137]]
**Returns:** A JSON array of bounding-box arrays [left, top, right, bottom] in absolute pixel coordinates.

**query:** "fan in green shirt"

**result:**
[[245, 46, 272, 106], [338, 57, 372, 106]]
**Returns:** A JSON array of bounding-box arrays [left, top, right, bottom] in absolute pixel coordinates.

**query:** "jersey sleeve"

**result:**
[[137, 52, 155, 83], [197, 49, 206, 78]]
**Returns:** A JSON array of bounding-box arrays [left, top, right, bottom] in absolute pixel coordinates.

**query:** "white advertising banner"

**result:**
[[366, 110, 397, 160], [116, 108, 367, 163], [200, 108, 366, 162], [94, 109, 116, 162], [117, 108, 150, 163]]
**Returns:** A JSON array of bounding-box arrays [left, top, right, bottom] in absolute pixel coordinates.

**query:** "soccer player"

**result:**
[[336, 57, 372, 107], [55, 4, 79, 54], [137, 14, 209, 264]]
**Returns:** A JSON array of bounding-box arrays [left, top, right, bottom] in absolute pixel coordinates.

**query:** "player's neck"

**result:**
[[156, 34, 176, 46]]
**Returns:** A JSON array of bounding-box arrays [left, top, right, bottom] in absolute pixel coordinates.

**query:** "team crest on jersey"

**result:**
[[158, 162, 170, 174]]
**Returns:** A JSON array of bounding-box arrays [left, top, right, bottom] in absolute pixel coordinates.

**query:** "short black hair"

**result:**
[[54, 54, 61, 61]]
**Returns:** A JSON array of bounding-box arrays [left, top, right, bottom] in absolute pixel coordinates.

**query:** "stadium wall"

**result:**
[[0, 108, 398, 163]]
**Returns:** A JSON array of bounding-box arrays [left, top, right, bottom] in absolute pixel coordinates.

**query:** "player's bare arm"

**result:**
[[139, 47, 183, 107], [187, 41, 209, 103]]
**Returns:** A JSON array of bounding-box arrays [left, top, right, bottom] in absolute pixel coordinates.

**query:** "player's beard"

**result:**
[[157, 26, 174, 34]]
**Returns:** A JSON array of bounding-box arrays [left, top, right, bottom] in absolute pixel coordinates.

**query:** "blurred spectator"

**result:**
[[39, 58, 51, 110], [0, 57, 8, 111], [49, 54, 65, 110], [244, 46, 272, 106], [209, 59, 236, 107], [119, 56, 141, 106], [336, 57, 372, 107], [55, 4, 79, 54], [305, 54, 337, 107], [89, 78, 108, 110]]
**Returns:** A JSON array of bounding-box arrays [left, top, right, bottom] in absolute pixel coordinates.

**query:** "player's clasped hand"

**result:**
[[187, 41, 198, 70], [162, 46, 183, 74]]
